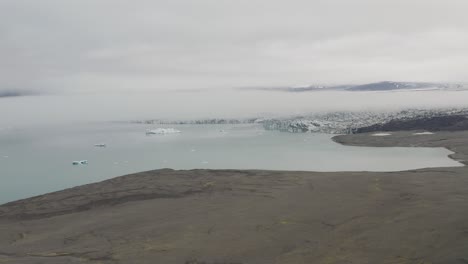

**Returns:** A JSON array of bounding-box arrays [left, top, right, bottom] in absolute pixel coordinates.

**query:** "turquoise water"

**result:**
[[0, 123, 462, 204]]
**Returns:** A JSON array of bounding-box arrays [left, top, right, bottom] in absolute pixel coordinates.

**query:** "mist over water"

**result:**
[[2, 90, 468, 127]]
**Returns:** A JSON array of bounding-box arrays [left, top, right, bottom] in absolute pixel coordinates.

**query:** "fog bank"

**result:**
[[1, 90, 468, 128]]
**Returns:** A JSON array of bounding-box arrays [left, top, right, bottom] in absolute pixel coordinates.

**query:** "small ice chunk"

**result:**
[[72, 160, 88, 165], [190, 149, 196, 152], [371, 133, 392, 137], [201, 161, 209, 164], [413, 132, 434, 135], [146, 128, 181, 135]]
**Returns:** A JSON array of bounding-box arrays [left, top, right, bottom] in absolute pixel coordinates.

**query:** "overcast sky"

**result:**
[[2, 0, 468, 94]]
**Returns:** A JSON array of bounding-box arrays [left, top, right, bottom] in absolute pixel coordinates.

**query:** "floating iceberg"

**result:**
[[413, 132, 434, 135], [72, 160, 88, 165], [371, 133, 392, 137], [146, 128, 181, 135]]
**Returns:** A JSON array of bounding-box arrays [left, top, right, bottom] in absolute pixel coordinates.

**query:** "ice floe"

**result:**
[[146, 128, 181, 135], [413, 132, 435, 135], [72, 160, 88, 165], [371, 133, 392, 136]]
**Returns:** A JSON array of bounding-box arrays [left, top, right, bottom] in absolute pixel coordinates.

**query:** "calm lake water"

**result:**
[[0, 123, 462, 204]]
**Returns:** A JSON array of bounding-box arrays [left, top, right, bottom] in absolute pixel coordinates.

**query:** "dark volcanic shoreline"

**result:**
[[1, 131, 468, 263]]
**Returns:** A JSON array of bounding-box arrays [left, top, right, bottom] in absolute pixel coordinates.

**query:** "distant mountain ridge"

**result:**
[[346, 81, 466, 91], [0, 90, 37, 98], [243, 81, 468, 92]]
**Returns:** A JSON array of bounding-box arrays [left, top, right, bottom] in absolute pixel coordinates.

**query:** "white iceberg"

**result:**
[[72, 160, 88, 165], [413, 132, 434, 135], [146, 128, 181, 135], [371, 133, 392, 137]]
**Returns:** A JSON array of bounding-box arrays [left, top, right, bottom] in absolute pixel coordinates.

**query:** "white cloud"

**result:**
[[1, 0, 468, 93]]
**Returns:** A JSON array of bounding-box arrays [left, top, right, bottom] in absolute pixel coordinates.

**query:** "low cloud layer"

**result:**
[[2, 0, 468, 94]]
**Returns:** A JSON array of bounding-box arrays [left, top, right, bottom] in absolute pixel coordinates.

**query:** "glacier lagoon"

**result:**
[[0, 122, 462, 204]]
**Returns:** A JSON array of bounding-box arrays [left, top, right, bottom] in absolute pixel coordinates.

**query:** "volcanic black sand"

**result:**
[[1, 131, 468, 264]]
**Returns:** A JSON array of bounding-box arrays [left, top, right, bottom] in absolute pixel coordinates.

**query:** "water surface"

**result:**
[[0, 123, 461, 204]]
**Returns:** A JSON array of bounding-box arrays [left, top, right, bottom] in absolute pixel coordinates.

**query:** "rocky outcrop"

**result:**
[[356, 115, 468, 133]]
